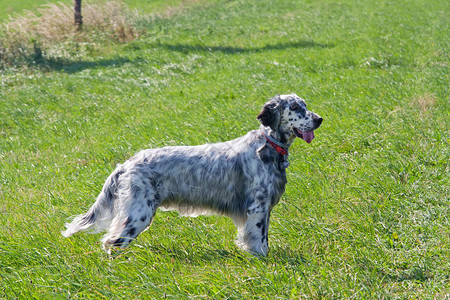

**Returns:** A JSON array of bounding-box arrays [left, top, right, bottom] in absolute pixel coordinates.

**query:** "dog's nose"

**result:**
[[314, 117, 323, 127]]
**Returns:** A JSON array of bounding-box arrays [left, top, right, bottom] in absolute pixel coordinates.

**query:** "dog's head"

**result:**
[[257, 94, 323, 144]]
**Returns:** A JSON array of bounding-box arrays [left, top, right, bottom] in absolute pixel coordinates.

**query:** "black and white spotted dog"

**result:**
[[62, 93, 323, 256]]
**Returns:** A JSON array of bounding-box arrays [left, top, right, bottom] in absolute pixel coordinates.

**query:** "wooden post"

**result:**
[[74, 0, 83, 30]]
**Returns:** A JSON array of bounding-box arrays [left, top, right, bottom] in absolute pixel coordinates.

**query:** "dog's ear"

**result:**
[[257, 95, 281, 129]]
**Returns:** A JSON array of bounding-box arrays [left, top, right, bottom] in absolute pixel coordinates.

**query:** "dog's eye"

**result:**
[[290, 103, 301, 110]]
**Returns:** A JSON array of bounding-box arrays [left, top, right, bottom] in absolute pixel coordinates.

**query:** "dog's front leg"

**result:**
[[236, 202, 271, 256]]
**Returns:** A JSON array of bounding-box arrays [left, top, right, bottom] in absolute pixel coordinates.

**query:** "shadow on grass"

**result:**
[[4, 39, 333, 73], [0, 47, 134, 73], [35, 56, 133, 74], [383, 265, 435, 283], [149, 40, 334, 54], [145, 245, 242, 264], [357, 257, 434, 284], [118, 243, 309, 267]]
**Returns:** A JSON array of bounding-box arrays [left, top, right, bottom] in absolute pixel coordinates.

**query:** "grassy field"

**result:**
[[0, 0, 188, 20], [0, 0, 449, 298], [0, 0, 50, 20]]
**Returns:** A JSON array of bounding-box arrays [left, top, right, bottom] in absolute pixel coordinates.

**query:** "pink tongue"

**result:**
[[302, 131, 315, 143]]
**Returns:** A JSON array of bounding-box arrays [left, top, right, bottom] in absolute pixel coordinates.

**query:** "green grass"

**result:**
[[0, 0, 449, 298], [0, 0, 189, 20], [0, 0, 50, 19]]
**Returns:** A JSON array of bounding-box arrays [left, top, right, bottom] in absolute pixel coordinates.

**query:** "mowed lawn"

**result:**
[[0, 0, 448, 298]]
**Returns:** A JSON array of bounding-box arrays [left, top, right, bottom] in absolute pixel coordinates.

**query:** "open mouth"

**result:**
[[294, 128, 315, 143]]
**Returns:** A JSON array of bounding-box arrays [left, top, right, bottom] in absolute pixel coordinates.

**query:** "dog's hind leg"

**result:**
[[101, 169, 160, 253]]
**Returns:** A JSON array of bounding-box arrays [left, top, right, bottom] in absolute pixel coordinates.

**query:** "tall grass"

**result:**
[[0, 1, 139, 68]]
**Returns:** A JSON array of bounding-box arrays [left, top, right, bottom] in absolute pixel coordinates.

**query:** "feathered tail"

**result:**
[[62, 168, 123, 237]]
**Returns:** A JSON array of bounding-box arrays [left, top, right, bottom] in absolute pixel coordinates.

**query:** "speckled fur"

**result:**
[[62, 94, 322, 256]]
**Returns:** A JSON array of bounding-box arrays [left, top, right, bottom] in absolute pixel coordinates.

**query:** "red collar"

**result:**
[[261, 130, 288, 156]]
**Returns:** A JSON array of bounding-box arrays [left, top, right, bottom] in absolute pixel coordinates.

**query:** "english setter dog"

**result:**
[[62, 93, 323, 256]]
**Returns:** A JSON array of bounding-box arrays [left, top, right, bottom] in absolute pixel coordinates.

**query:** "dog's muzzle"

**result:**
[[294, 117, 323, 144]]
